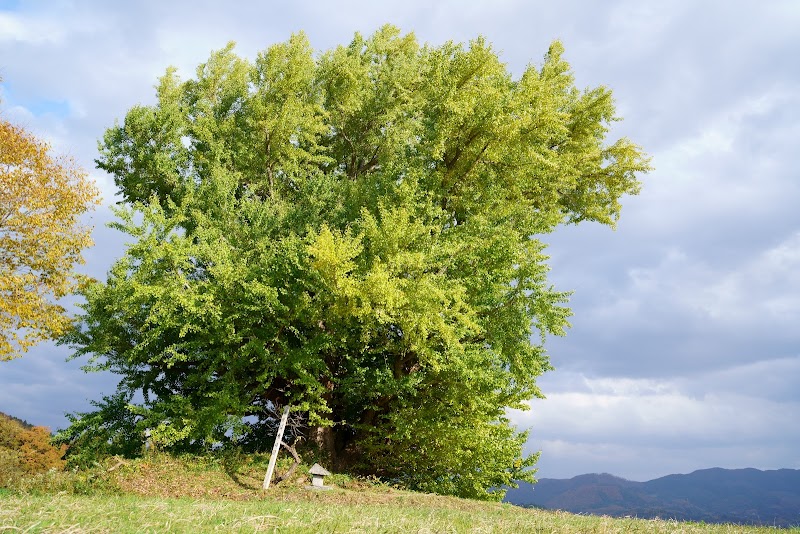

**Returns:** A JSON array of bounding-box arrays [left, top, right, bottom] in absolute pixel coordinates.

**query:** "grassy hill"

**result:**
[[1, 454, 797, 533]]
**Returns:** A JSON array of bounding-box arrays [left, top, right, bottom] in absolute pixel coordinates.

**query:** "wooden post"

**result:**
[[263, 405, 290, 490]]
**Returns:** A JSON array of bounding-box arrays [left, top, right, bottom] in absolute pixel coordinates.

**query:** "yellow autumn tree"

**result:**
[[0, 117, 100, 360], [0, 412, 66, 482]]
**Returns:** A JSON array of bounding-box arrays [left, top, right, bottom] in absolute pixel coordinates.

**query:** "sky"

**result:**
[[1, 0, 798, 482]]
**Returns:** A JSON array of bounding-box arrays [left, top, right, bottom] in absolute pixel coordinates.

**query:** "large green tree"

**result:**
[[60, 27, 649, 500]]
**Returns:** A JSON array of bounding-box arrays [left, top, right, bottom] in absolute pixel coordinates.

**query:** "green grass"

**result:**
[[0, 455, 796, 533], [1, 493, 795, 533]]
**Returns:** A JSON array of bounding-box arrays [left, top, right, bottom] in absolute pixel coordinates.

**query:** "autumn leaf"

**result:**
[[0, 118, 101, 360]]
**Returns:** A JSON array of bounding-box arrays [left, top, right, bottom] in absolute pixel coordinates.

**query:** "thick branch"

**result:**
[[274, 440, 301, 483]]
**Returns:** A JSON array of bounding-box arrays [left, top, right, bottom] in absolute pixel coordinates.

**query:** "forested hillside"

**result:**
[[505, 468, 800, 527]]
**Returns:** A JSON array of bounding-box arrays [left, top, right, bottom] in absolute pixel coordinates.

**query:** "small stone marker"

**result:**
[[309, 463, 331, 488]]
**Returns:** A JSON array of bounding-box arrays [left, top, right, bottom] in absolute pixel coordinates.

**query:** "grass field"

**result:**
[[1, 455, 796, 533]]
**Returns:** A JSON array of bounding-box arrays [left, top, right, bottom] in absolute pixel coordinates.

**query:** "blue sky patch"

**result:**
[[0, 0, 21, 12], [1, 83, 71, 118], [24, 98, 71, 117]]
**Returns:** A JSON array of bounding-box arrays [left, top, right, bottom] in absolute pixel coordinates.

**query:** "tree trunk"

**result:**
[[310, 425, 338, 468]]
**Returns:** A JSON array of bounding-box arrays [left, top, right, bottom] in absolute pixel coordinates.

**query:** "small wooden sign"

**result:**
[[262, 405, 290, 489]]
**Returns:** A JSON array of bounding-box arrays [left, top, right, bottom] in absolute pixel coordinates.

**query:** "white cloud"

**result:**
[[631, 86, 800, 237], [513, 362, 800, 479], [0, 11, 66, 44], [518, 386, 796, 447]]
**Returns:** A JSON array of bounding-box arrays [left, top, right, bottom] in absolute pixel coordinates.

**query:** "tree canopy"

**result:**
[[61, 26, 649, 500], [0, 112, 100, 360]]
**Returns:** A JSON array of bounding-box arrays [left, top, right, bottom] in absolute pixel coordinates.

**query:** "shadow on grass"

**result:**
[[221, 459, 262, 491]]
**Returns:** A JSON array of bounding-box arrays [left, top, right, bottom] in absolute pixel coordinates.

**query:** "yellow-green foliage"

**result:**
[[63, 26, 650, 500]]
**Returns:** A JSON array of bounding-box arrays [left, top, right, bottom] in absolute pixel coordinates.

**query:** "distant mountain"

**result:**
[[505, 468, 800, 528]]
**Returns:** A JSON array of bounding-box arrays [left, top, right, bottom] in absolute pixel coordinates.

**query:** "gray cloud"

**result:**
[[1, 0, 798, 480], [0, 341, 119, 430], [517, 359, 800, 479]]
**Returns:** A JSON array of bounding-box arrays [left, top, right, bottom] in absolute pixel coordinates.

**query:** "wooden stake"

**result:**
[[263, 405, 290, 489]]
